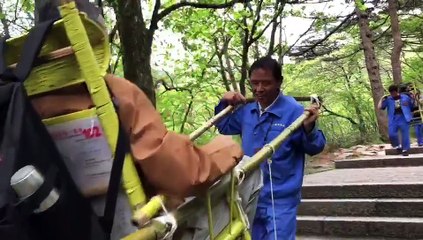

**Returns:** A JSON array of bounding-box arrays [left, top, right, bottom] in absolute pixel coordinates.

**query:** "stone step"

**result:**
[[298, 199, 423, 217], [296, 216, 423, 239], [385, 147, 423, 155], [334, 155, 423, 169], [302, 167, 423, 199], [302, 183, 423, 199]]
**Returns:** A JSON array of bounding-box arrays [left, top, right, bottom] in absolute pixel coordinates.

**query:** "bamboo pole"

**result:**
[[189, 105, 234, 140], [240, 112, 310, 174], [125, 102, 317, 239], [131, 95, 320, 227], [131, 104, 236, 226]]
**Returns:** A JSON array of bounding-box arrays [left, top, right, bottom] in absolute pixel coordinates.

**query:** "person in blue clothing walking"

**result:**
[[378, 84, 414, 155], [412, 89, 423, 146], [214, 56, 326, 240], [414, 124, 423, 146]]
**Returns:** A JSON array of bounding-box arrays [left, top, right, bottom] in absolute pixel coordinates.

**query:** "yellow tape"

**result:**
[[59, 1, 146, 209], [42, 108, 96, 126]]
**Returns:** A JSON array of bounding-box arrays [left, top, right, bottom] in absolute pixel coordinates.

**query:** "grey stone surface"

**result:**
[[302, 183, 423, 199], [386, 147, 423, 155], [298, 199, 423, 217], [335, 155, 423, 169], [297, 216, 423, 239], [298, 165, 423, 239], [303, 166, 423, 186], [302, 166, 423, 199]]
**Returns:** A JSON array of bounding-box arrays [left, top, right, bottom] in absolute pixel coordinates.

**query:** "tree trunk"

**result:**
[[344, 74, 367, 140], [239, 7, 249, 96], [223, 38, 239, 92], [355, 6, 389, 140], [267, 0, 280, 56], [388, 0, 403, 85], [114, 0, 156, 105], [214, 38, 232, 91]]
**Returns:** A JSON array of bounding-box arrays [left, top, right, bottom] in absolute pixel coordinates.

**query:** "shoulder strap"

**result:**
[[0, 18, 57, 82], [100, 119, 129, 238], [0, 18, 58, 211], [14, 18, 57, 82], [0, 35, 9, 75]]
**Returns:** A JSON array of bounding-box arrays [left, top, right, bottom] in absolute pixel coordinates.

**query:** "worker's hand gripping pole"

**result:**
[[131, 96, 321, 227], [125, 95, 322, 240], [238, 94, 322, 175]]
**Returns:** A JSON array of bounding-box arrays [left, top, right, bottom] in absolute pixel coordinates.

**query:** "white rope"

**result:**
[[235, 191, 250, 229], [310, 94, 321, 107], [234, 168, 246, 185], [158, 196, 168, 214], [155, 213, 178, 240], [264, 144, 276, 154], [267, 158, 278, 240], [155, 197, 177, 240]]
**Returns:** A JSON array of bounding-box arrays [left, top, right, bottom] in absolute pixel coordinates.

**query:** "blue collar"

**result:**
[[249, 95, 283, 118]]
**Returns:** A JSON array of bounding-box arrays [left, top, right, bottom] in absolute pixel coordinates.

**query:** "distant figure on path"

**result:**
[[378, 84, 414, 155]]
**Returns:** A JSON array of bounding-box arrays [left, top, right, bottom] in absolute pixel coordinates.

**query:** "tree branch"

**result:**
[[214, 37, 231, 91], [112, 51, 121, 74], [288, 12, 355, 57], [156, 0, 246, 23], [249, 1, 285, 45], [180, 96, 193, 133], [150, 0, 162, 31], [222, 37, 239, 92], [323, 23, 390, 61], [108, 24, 118, 43], [272, 10, 317, 56], [287, 0, 333, 3], [322, 105, 358, 125], [157, 70, 193, 93], [249, 0, 264, 40]]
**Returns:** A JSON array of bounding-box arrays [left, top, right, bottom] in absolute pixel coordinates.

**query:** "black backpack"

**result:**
[[0, 17, 127, 240]]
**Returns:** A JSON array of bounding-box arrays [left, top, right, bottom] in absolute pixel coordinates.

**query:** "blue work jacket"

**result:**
[[214, 95, 326, 206], [381, 94, 414, 123]]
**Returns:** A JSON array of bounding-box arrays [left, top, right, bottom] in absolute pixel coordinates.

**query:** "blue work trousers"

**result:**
[[389, 114, 411, 151], [415, 124, 423, 146], [252, 202, 298, 240]]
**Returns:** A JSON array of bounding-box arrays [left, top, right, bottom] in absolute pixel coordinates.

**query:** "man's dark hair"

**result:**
[[248, 56, 283, 83], [388, 84, 399, 93]]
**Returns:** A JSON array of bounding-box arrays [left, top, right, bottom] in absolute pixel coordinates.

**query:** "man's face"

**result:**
[[390, 90, 399, 97], [250, 68, 281, 108]]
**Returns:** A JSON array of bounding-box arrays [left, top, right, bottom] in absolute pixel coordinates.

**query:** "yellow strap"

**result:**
[[59, 1, 146, 209]]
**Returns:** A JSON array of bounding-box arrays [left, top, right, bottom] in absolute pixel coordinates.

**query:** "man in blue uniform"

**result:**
[[415, 124, 423, 146], [378, 84, 414, 155], [412, 89, 423, 146], [214, 56, 326, 240]]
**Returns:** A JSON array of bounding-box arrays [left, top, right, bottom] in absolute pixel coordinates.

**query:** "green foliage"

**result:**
[[354, 0, 366, 11], [5, 0, 423, 151], [283, 55, 380, 147], [150, 0, 423, 149], [22, 0, 34, 13]]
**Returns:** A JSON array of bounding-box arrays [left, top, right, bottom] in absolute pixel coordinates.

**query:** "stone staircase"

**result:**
[[296, 147, 423, 239]]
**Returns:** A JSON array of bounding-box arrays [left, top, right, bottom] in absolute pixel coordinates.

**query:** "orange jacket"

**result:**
[[31, 74, 242, 198]]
